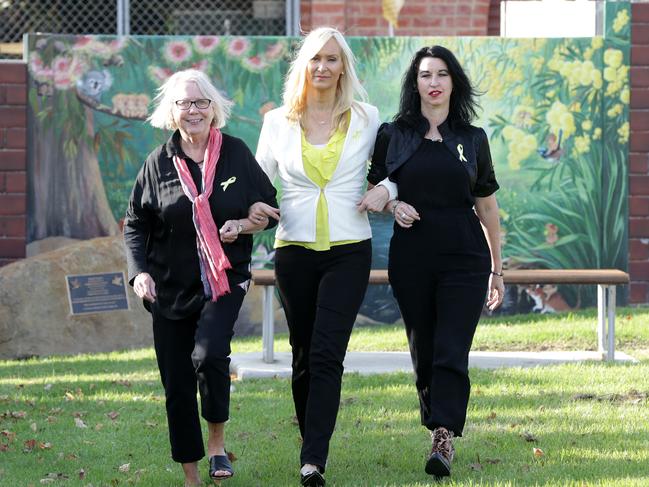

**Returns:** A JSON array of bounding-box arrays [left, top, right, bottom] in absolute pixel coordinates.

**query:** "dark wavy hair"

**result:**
[[394, 45, 481, 130]]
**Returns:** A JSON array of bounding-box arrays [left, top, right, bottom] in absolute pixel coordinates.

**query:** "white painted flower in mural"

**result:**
[[164, 40, 192, 64], [193, 36, 220, 54], [227, 38, 250, 58], [29, 52, 53, 82], [191, 60, 209, 72], [265, 42, 286, 61], [242, 55, 268, 72], [149, 66, 174, 83], [52, 55, 86, 90]]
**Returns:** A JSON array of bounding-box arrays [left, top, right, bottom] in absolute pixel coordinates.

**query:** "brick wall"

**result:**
[[630, 3, 649, 303], [300, 0, 498, 36], [488, 0, 501, 36], [0, 62, 27, 267]]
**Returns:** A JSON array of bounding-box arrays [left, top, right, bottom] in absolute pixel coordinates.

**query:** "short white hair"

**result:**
[[148, 69, 233, 130]]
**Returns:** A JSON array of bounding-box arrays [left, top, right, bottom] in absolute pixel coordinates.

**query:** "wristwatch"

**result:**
[[237, 221, 244, 233]]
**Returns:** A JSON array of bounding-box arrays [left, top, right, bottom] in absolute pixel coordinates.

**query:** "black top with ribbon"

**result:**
[[368, 118, 499, 198]]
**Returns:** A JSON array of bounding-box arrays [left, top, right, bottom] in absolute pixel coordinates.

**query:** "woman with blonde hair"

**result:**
[[124, 69, 278, 486], [253, 27, 394, 486]]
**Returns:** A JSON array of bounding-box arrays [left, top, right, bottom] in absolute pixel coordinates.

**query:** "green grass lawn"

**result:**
[[0, 307, 647, 486]]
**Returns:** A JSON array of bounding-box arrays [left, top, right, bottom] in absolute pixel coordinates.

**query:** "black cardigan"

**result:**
[[368, 118, 499, 198], [123, 130, 278, 319]]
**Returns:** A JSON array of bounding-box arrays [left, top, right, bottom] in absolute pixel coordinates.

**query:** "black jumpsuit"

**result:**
[[371, 122, 499, 436]]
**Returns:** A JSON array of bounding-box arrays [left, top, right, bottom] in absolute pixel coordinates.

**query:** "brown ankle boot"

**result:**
[[425, 427, 455, 477]]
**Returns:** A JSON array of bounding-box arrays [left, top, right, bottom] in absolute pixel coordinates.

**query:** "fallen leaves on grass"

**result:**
[[1, 430, 16, 442], [74, 417, 87, 429], [533, 447, 545, 458], [22, 439, 52, 452], [107, 411, 120, 421], [521, 431, 538, 442], [573, 390, 648, 404], [40, 473, 69, 483], [118, 463, 130, 473], [23, 439, 37, 452]]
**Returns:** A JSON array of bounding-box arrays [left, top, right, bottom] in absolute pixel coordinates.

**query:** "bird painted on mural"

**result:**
[[537, 129, 564, 162]]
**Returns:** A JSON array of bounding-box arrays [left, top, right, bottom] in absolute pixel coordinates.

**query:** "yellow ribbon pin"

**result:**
[[457, 144, 468, 162], [220, 176, 237, 191]]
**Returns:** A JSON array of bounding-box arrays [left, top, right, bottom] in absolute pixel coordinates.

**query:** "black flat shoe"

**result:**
[[425, 451, 451, 478], [209, 454, 234, 481], [300, 469, 325, 487]]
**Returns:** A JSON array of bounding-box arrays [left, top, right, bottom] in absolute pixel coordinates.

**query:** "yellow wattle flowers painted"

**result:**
[[546, 101, 575, 139], [613, 8, 630, 33], [502, 125, 538, 170], [550, 58, 602, 90], [604, 49, 628, 97], [618, 122, 629, 144], [574, 136, 590, 154], [593, 128, 602, 140]]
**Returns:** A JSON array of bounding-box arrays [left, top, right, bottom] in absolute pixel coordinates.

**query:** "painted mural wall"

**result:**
[[25, 3, 630, 320]]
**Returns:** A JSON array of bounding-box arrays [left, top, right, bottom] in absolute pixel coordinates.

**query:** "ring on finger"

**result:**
[[400, 212, 406, 218]]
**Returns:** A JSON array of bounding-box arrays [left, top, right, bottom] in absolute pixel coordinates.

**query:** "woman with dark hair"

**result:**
[[368, 45, 504, 479]]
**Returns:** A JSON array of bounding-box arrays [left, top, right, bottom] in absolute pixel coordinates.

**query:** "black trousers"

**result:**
[[275, 240, 372, 470], [389, 224, 490, 436], [151, 286, 245, 463]]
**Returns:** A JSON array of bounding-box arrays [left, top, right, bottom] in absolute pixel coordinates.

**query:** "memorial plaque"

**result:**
[[66, 272, 129, 315]]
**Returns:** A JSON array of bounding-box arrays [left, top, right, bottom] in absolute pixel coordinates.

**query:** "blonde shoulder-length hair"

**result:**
[[283, 27, 368, 130], [148, 69, 234, 130]]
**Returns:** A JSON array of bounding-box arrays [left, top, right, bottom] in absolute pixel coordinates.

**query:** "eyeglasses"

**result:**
[[174, 99, 212, 110]]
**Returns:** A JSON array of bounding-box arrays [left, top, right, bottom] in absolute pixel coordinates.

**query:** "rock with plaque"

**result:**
[[66, 272, 129, 314]]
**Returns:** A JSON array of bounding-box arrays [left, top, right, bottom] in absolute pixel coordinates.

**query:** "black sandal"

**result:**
[[209, 454, 234, 481], [300, 467, 325, 487]]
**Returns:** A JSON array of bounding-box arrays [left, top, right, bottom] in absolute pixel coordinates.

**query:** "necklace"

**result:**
[[307, 110, 332, 126]]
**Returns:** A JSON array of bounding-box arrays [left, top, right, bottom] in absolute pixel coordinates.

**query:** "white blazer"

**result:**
[[256, 101, 396, 243]]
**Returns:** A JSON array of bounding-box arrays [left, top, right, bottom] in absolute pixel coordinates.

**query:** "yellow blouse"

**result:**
[[275, 125, 360, 251]]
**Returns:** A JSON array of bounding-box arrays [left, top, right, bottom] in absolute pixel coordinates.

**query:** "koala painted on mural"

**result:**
[[76, 69, 113, 102]]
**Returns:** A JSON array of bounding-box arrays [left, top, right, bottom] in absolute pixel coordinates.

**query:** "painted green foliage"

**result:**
[[26, 6, 629, 302]]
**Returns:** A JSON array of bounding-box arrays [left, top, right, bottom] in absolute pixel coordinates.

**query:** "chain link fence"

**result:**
[[1, 0, 292, 59]]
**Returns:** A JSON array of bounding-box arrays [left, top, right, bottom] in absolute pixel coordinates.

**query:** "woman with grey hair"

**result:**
[[124, 69, 278, 486]]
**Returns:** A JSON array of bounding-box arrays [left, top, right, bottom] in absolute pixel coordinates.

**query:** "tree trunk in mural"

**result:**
[[29, 107, 119, 241]]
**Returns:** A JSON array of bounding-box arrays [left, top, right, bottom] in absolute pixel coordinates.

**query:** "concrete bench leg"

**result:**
[[607, 286, 616, 362], [597, 284, 616, 362], [262, 285, 275, 364]]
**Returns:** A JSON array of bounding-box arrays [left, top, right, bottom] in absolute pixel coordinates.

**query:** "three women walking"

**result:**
[[124, 31, 502, 486]]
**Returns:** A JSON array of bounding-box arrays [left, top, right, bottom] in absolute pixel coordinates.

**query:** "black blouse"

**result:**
[[394, 138, 484, 209], [368, 119, 499, 198], [123, 130, 278, 319]]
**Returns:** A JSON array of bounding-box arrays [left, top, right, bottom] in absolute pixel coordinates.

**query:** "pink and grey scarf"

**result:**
[[172, 127, 231, 301]]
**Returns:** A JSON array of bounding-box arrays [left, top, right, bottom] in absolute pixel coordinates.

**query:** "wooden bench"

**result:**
[[251, 269, 630, 364]]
